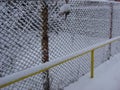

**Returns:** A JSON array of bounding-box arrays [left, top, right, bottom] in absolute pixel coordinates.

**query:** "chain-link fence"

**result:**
[[0, 0, 120, 90]]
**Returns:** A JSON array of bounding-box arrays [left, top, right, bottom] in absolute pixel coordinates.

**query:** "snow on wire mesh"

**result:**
[[0, 0, 120, 90]]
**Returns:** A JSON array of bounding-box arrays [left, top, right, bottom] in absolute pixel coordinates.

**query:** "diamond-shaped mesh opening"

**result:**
[[1, 0, 120, 90]]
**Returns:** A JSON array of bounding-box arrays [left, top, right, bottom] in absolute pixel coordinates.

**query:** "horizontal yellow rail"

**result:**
[[0, 36, 120, 88]]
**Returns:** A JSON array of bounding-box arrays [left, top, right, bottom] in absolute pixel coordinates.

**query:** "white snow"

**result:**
[[90, 0, 109, 1], [64, 53, 120, 90], [59, 4, 71, 13], [0, 36, 120, 87], [0, 62, 2, 66]]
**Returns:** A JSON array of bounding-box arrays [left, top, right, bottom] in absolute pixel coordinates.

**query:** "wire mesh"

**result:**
[[111, 3, 120, 56], [0, 0, 42, 77], [1, 0, 120, 90]]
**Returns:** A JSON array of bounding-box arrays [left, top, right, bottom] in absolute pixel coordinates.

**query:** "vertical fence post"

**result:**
[[91, 50, 94, 78], [41, 1, 50, 90], [108, 3, 113, 59], [109, 3, 113, 40]]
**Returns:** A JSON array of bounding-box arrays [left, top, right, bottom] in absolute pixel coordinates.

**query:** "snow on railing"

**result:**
[[0, 36, 120, 88], [1, 1, 120, 90]]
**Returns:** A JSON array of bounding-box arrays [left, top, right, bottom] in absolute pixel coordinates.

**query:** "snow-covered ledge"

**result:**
[[59, 4, 71, 14]]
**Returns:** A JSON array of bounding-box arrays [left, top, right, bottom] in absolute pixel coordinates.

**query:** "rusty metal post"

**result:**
[[41, 1, 50, 90]]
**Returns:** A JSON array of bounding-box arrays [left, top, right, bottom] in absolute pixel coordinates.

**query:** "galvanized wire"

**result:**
[[1, 0, 120, 90]]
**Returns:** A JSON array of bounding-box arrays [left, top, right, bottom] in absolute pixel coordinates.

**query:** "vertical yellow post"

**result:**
[[91, 50, 94, 78]]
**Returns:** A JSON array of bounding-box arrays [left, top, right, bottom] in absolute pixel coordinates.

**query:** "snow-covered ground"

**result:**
[[65, 53, 120, 90], [1, 1, 120, 90]]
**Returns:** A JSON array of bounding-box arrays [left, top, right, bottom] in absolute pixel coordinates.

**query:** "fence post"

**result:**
[[91, 50, 94, 78], [41, 1, 50, 90], [108, 3, 113, 59]]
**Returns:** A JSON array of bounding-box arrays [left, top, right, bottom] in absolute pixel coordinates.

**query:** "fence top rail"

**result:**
[[0, 36, 120, 88], [86, 0, 120, 4], [1, 0, 120, 4]]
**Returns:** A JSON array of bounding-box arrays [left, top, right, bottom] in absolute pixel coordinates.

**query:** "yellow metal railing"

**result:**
[[91, 50, 94, 78], [0, 36, 120, 89]]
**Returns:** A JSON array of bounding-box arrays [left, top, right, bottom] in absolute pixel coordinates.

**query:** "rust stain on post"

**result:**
[[41, 2, 50, 90]]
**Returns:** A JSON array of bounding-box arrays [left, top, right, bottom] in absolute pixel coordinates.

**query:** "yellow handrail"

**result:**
[[0, 36, 120, 89], [91, 50, 95, 78]]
